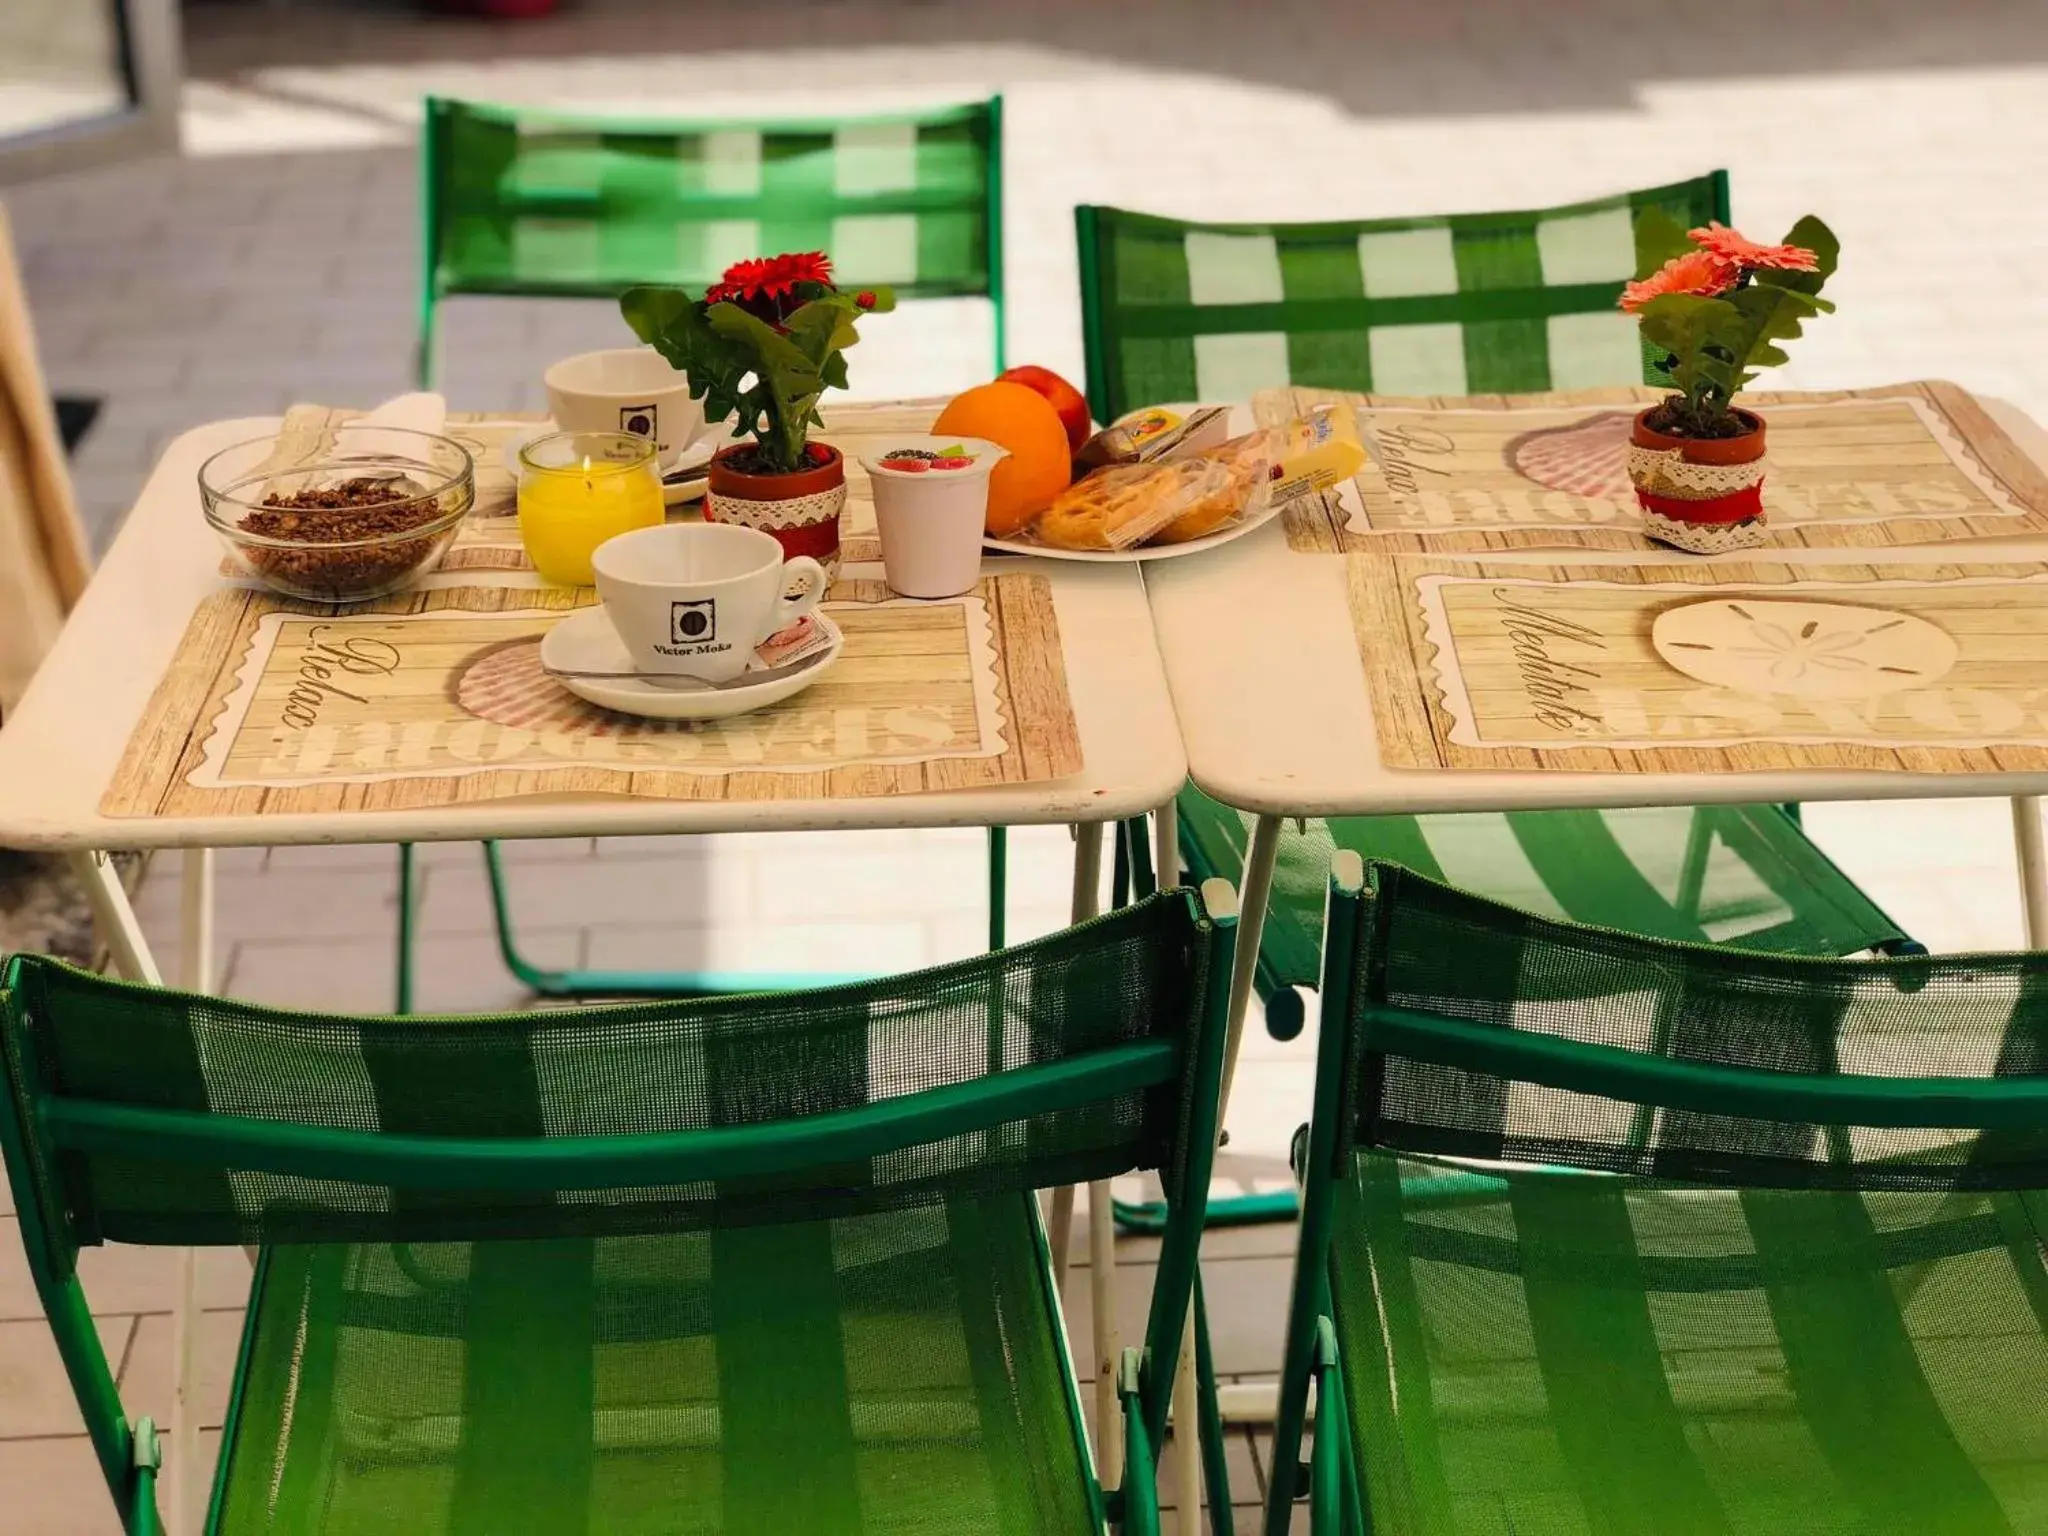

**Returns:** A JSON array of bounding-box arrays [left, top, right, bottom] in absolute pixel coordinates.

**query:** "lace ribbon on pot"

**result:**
[[1625, 444, 1768, 502], [706, 483, 849, 530], [1641, 508, 1770, 553]]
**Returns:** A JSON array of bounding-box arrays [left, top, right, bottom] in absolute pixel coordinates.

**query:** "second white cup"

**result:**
[[861, 435, 1009, 599], [545, 347, 708, 470], [592, 523, 826, 682]]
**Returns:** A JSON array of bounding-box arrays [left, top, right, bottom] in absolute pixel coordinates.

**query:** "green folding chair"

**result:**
[[405, 93, 1010, 1010], [1073, 174, 1920, 1053], [420, 93, 1006, 384], [1273, 853, 2048, 1535], [0, 879, 1235, 1535], [1076, 172, 1725, 417]]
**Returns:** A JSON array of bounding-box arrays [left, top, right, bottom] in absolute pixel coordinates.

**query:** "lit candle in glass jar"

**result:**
[[516, 430, 665, 584]]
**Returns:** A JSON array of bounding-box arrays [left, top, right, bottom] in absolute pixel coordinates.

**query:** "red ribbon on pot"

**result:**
[[1634, 483, 1765, 526], [760, 517, 841, 566]]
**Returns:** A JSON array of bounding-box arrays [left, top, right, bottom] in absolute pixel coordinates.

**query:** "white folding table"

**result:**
[[0, 416, 1192, 1531], [1146, 398, 2048, 1104]]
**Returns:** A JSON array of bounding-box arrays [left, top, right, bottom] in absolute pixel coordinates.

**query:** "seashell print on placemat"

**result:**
[[1503, 411, 1636, 502], [452, 636, 680, 735]]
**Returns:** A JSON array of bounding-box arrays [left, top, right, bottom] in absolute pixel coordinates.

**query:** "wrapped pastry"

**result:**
[[1151, 431, 1273, 543], [1037, 430, 1275, 550], [1037, 461, 1186, 550]]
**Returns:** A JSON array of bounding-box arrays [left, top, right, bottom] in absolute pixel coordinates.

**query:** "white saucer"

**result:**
[[538, 607, 843, 721], [659, 436, 716, 505], [501, 431, 717, 506]]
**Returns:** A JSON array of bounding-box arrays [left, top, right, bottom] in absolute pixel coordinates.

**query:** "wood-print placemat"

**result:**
[[103, 573, 1081, 818], [1349, 554, 2048, 774], [260, 396, 952, 571], [1255, 381, 2048, 555]]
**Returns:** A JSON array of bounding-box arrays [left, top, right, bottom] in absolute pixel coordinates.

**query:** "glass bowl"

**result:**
[[199, 429, 476, 602]]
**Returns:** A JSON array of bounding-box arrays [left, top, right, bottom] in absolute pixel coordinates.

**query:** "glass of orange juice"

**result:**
[[516, 430, 665, 584]]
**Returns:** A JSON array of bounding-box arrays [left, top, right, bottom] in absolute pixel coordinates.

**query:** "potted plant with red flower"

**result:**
[[621, 253, 894, 574], [1621, 213, 1838, 552]]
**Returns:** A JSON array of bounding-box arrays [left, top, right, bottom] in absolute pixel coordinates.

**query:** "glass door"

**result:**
[[0, 0, 180, 181]]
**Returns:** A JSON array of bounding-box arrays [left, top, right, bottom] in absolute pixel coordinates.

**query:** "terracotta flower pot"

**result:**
[[705, 442, 848, 576], [1627, 407, 1769, 554]]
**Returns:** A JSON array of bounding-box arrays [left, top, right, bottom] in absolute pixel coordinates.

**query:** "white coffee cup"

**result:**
[[592, 523, 827, 682], [860, 435, 1010, 599], [545, 347, 708, 469]]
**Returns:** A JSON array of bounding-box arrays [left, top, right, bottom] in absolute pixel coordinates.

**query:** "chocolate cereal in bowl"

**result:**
[[200, 428, 474, 602]]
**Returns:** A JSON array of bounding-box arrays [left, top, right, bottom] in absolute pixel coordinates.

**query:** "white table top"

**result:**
[[0, 419, 1186, 851], [1147, 398, 2048, 819]]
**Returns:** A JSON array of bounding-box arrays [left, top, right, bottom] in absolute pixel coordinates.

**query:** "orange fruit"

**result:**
[[932, 381, 1074, 537]]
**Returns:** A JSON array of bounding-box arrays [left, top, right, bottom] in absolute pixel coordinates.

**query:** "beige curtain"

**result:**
[[0, 201, 91, 722]]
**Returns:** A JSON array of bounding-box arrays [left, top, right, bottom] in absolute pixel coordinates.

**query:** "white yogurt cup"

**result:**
[[860, 435, 1010, 599]]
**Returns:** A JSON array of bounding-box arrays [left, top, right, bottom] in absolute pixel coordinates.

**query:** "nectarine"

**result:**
[[998, 365, 1092, 455]]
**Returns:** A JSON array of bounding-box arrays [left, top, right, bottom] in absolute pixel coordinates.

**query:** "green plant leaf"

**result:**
[[619, 281, 892, 472], [1636, 293, 1747, 417], [703, 303, 832, 471], [783, 296, 865, 370], [618, 286, 698, 351], [1753, 215, 1839, 300], [1633, 206, 1697, 280], [1724, 282, 1828, 383]]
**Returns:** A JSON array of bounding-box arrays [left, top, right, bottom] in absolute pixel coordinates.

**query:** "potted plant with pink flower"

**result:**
[[1621, 213, 1838, 552], [620, 252, 894, 574]]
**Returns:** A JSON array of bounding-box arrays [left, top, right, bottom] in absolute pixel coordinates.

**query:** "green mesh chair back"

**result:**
[[1175, 785, 1914, 1036], [1074, 171, 1728, 423], [420, 94, 1006, 383], [0, 886, 1235, 1533], [1267, 856, 2048, 1536], [1077, 173, 1909, 1041]]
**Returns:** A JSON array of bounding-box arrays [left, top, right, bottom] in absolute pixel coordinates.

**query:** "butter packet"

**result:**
[[1074, 405, 1233, 473], [755, 613, 834, 670], [1267, 405, 1367, 503]]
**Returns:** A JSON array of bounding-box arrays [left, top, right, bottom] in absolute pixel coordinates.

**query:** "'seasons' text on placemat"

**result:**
[[1258, 381, 2048, 554], [1349, 554, 2048, 774], [101, 573, 1080, 817]]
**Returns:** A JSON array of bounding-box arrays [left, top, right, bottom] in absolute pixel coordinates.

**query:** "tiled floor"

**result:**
[[3, 0, 2047, 1528]]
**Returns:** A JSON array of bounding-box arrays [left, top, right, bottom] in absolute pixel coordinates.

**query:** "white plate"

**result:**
[[538, 607, 843, 721], [502, 429, 717, 507], [981, 492, 1285, 563]]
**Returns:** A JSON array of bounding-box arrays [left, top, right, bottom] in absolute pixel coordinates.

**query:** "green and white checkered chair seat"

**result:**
[[426, 93, 1001, 302], [1073, 171, 1728, 422], [217, 1204, 1093, 1533], [1329, 1160, 2048, 1535], [0, 887, 1234, 1534], [1279, 862, 2048, 1536], [1175, 786, 1915, 1037]]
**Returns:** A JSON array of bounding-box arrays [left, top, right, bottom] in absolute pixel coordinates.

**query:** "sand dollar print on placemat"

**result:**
[[1651, 598, 1960, 700], [1503, 411, 1636, 502]]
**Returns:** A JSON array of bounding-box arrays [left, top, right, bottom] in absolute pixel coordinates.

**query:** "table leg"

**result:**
[[2015, 797, 2048, 947], [1059, 823, 1121, 1481], [170, 852, 214, 1536], [66, 852, 162, 983], [1217, 813, 1283, 1122], [1215, 1380, 1281, 1423], [1089, 1176, 1122, 1490], [1171, 1309, 1201, 1533], [1154, 797, 1180, 889], [1052, 823, 1105, 1290]]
